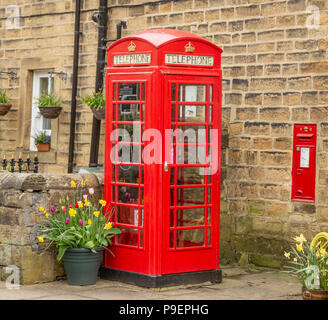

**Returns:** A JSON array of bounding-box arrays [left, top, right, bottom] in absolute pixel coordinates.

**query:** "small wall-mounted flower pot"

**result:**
[[36, 143, 50, 152], [38, 106, 62, 119], [91, 107, 105, 120], [0, 103, 12, 116]]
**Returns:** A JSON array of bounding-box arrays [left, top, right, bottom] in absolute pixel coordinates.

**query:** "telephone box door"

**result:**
[[162, 75, 221, 274]]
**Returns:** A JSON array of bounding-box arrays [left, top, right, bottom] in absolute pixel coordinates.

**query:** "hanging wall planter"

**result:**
[[36, 93, 63, 119], [90, 107, 105, 120], [38, 106, 63, 119], [80, 92, 105, 120], [0, 89, 12, 116], [0, 103, 12, 116]]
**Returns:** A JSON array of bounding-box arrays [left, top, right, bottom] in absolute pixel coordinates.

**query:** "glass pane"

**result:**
[[170, 188, 175, 206], [112, 165, 116, 181], [170, 230, 175, 248], [117, 227, 138, 246], [177, 187, 205, 206], [113, 83, 117, 101], [209, 85, 213, 102], [117, 206, 139, 226], [176, 208, 205, 227], [176, 229, 204, 248], [118, 186, 139, 204], [178, 105, 206, 123], [39, 77, 48, 95], [113, 104, 116, 121], [142, 104, 145, 122], [208, 105, 212, 122], [115, 144, 139, 163], [207, 208, 211, 225], [207, 228, 211, 245], [170, 168, 175, 185], [42, 118, 51, 130], [176, 145, 198, 164], [171, 104, 175, 122], [112, 185, 115, 202], [118, 165, 139, 184], [171, 83, 176, 101], [139, 229, 143, 247], [142, 83, 145, 101], [177, 167, 205, 185], [118, 124, 140, 142], [170, 209, 175, 227], [179, 84, 206, 102], [119, 103, 140, 121], [119, 83, 140, 101], [176, 126, 206, 143], [207, 187, 212, 204]]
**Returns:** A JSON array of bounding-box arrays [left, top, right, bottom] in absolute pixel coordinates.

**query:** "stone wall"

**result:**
[[0, 172, 103, 284]]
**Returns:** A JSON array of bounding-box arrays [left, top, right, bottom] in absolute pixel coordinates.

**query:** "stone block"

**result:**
[[244, 122, 270, 135]]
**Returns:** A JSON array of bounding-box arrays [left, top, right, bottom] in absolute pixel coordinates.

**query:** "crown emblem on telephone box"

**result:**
[[185, 42, 195, 53], [128, 41, 136, 52]]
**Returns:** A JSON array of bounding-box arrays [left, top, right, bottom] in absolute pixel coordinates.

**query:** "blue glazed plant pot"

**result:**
[[63, 247, 104, 286]]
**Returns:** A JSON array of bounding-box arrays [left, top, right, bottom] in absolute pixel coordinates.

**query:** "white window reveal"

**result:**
[[30, 70, 54, 151]]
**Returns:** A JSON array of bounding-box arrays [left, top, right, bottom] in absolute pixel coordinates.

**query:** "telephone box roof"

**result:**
[[107, 28, 223, 52]]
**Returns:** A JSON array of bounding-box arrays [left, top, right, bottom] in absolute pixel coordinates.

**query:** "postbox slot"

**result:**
[[296, 133, 314, 139]]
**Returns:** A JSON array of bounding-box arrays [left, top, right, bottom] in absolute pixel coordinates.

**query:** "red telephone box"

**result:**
[[101, 29, 223, 287]]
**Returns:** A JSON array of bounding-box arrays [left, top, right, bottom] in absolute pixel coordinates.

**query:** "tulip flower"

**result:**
[[88, 188, 94, 195], [79, 219, 83, 226], [51, 205, 56, 213], [88, 219, 92, 225], [65, 218, 70, 225], [62, 206, 66, 213], [70, 180, 76, 188]]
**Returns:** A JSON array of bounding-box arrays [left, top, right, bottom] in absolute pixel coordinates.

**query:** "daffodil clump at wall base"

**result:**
[[38, 178, 120, 261], [283, 233, 328, 291]]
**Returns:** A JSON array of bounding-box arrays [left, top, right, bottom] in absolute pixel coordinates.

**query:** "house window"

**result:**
[[30, 70, 54, 151]]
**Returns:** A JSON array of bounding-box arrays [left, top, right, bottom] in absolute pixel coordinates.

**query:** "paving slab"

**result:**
[[0, 265, 303, 300]]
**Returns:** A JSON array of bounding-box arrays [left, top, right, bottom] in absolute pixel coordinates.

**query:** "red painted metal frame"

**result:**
[[291, 124, 317, 203], [104, 29, 222, 277]]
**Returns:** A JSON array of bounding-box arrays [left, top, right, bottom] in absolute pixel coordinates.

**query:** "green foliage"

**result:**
[[283, 234, 328, 291], [80, 92, 105, 109], [33, 130, 51, 144], [37, 179, 120, 261], [0, 89, 10, 104], [36, 93, 62, 107]]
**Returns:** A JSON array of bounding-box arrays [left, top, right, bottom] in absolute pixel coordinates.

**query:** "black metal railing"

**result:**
[[1, 155, 39, 173]]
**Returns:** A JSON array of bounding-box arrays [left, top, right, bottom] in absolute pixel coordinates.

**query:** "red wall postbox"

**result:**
[[101, 29, 223, 287], [291, 124, 317, 202]]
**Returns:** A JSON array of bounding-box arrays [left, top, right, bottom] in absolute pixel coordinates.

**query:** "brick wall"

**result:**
[[0, 0, 327, 268]]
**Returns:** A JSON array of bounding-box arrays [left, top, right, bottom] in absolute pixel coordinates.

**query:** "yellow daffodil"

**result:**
[[81, 179, 86, 187], [85, 201, 91, 207], [293, 257, 298, 262], [93, 211, 100, 218], [284, 252, 290, 259], [78, 202, 83, 208], [45, 213, 49, 218], [320, 248, 327, 257], [69, 208, 77, 217], [88, 219, 92, 225], [104, 222, 112, 230], [39, 206, 45, 212], [70, 180, 76, 188], [294, 233, 307, 245], [99, 200, 107, 207], [296, 244, 303, 253], [38, 236, 44, 243]]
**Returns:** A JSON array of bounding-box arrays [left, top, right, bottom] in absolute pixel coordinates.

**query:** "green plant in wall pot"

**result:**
[[33, 130, 51, 152], [37, 179, 121, 285], [80, 91, 105, 120], [0, 89, 12, 116], [36, 93, 63, 119], [283, 232, 328, 300]]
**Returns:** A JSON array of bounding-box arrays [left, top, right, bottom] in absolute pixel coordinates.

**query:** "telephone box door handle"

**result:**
[[164, 161, 169, 172]]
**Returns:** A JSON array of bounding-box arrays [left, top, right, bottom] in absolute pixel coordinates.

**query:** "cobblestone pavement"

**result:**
[[0, 265, 302, 300]]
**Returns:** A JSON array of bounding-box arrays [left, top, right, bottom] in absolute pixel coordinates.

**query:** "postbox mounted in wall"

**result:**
[[291, 124, 317, 202]]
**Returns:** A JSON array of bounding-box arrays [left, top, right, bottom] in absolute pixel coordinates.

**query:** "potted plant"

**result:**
[[36, 93, 62, 119], [0, 89, 12, 116], [81, 91, 105, 120], [33, 130, 51, 152], [283, 232, 328, 300], [37, 179, 120, 286]]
